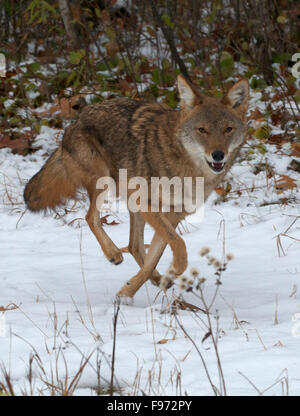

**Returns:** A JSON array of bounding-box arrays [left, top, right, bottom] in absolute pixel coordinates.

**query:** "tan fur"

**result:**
[[24, 75, 249, 299], [24, 147, 78, 211]]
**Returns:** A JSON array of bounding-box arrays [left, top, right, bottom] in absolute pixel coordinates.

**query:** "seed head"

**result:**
[[199, 247, 210, 257], [160, 274, 174, 290], [190, 267, 199, 278], [213, 260, 222, 269], [207, 256, 216, 265]]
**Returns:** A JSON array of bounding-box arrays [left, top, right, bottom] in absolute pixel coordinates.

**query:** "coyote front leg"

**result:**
[[142, 211, 187, 276], [128, 212, 161, 286], [117, 212, 184, 298]]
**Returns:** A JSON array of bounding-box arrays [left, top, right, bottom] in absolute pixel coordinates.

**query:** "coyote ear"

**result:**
[[177, 75, 197, 109], [225, 79, 249, 114]]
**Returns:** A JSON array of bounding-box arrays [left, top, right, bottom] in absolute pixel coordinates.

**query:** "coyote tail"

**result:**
[[24, 146, 77, 212]]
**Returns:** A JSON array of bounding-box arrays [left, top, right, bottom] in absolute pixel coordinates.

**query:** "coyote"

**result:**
[[24, 75, 249, 299]]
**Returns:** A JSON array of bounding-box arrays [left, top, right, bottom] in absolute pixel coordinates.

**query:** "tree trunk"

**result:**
[[58, 0, 81, 49], [147, 0, 191, 81]]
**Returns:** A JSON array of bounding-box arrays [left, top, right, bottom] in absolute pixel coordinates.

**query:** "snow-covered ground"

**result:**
[[0, 102, 299, 395]]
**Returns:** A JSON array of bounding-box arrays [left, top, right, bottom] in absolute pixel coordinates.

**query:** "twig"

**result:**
[[110, 297, 120, 396], [173, 313, 219, 396]]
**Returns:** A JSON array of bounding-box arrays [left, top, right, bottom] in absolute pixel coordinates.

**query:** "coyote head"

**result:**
[[176, 75, 249, 174]]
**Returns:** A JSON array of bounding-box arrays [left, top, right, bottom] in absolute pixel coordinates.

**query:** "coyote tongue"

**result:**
[[212, 162, 224, 171], [207, 160, 225, 172]]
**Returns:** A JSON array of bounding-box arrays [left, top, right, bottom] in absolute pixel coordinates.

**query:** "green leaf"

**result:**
[[69, 49, 85, 65], [150, 83, 159, 98], [162, 14, 174, 29], [250, 77, 266, 90], [152, 67, 160, 85], [273, 52, 290, 64], [26, 82, 38, 92], [162, 58, 171, 69], [106, 27, 116, 41], [67, 70, 77, 86], [253, 126, 271, 140], [241, 41, 248, 51], [212, 89, 223, 98], [42, 0, 58, 17], [97, 62, 109, 72], [167, 89, 177, 108], [29, 62, 40, 72], [34, 123, 41, 133], [220, 51, 234, 78], [206, 8, 216, 24], [257, 144, 267, 155], [10, 116, 20, 127], [146, 26, 156, 37], [41, 119, 49, 127], [277, 15, 287, 24], [220, 51, 234, 64], [294, 91, 300, 103]]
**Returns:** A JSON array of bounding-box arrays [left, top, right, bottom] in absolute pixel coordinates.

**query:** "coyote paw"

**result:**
[[116, 294, 134, 306], [107, 247, 124, 265], [117, 280, 136, 301], [173, 253, 188, 276], [149, 270, 161, 287]]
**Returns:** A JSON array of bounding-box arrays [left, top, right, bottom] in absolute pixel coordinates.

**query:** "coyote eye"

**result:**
[[225, 127, 233, 133], [198, 127, 207, 134]]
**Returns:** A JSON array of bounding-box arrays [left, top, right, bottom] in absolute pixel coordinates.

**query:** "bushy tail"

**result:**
[[24, 146, 77, 212]]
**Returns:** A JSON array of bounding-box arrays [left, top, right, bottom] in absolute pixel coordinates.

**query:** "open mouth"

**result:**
[[207, 160, 225, 173]]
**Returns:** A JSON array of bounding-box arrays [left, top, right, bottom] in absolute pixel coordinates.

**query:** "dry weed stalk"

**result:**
[[274, 215, 299, 256]]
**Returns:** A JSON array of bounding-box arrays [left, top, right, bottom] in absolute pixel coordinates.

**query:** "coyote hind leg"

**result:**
[[85, 182, 123, 265], [128, 212, 161, 286]]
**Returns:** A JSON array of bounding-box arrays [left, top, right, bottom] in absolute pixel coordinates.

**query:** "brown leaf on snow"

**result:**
[[215, 187, 225, 196], [32, 95, 86, 118], [275, 175, 297, 192], [291, 143, 300, 157], [215, 182, 232, 196], [0, 131, 33, 154], [271, 92, 284, 102], [288, 159, 300, 174], [248, 108, 263, 121], [267, 134, 285, 145], [172, 298, 206, 313], [100, 214, 120, 226], [157, 339, 169, 344], [270, 111, 282, 126], [0, 303, 19, 312]]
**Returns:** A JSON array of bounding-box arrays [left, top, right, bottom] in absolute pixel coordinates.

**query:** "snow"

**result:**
[[0, 98, 299, 396]]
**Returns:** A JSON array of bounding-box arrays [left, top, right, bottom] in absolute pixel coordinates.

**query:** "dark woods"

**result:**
[[0, 0, 299, 155], [1, 1, 298, 82]]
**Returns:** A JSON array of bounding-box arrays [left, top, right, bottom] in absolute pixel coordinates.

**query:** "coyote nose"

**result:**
[[212, 150, 225, 162]]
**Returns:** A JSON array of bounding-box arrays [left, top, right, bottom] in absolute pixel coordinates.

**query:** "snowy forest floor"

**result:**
[[0, 87, 300, 396]]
